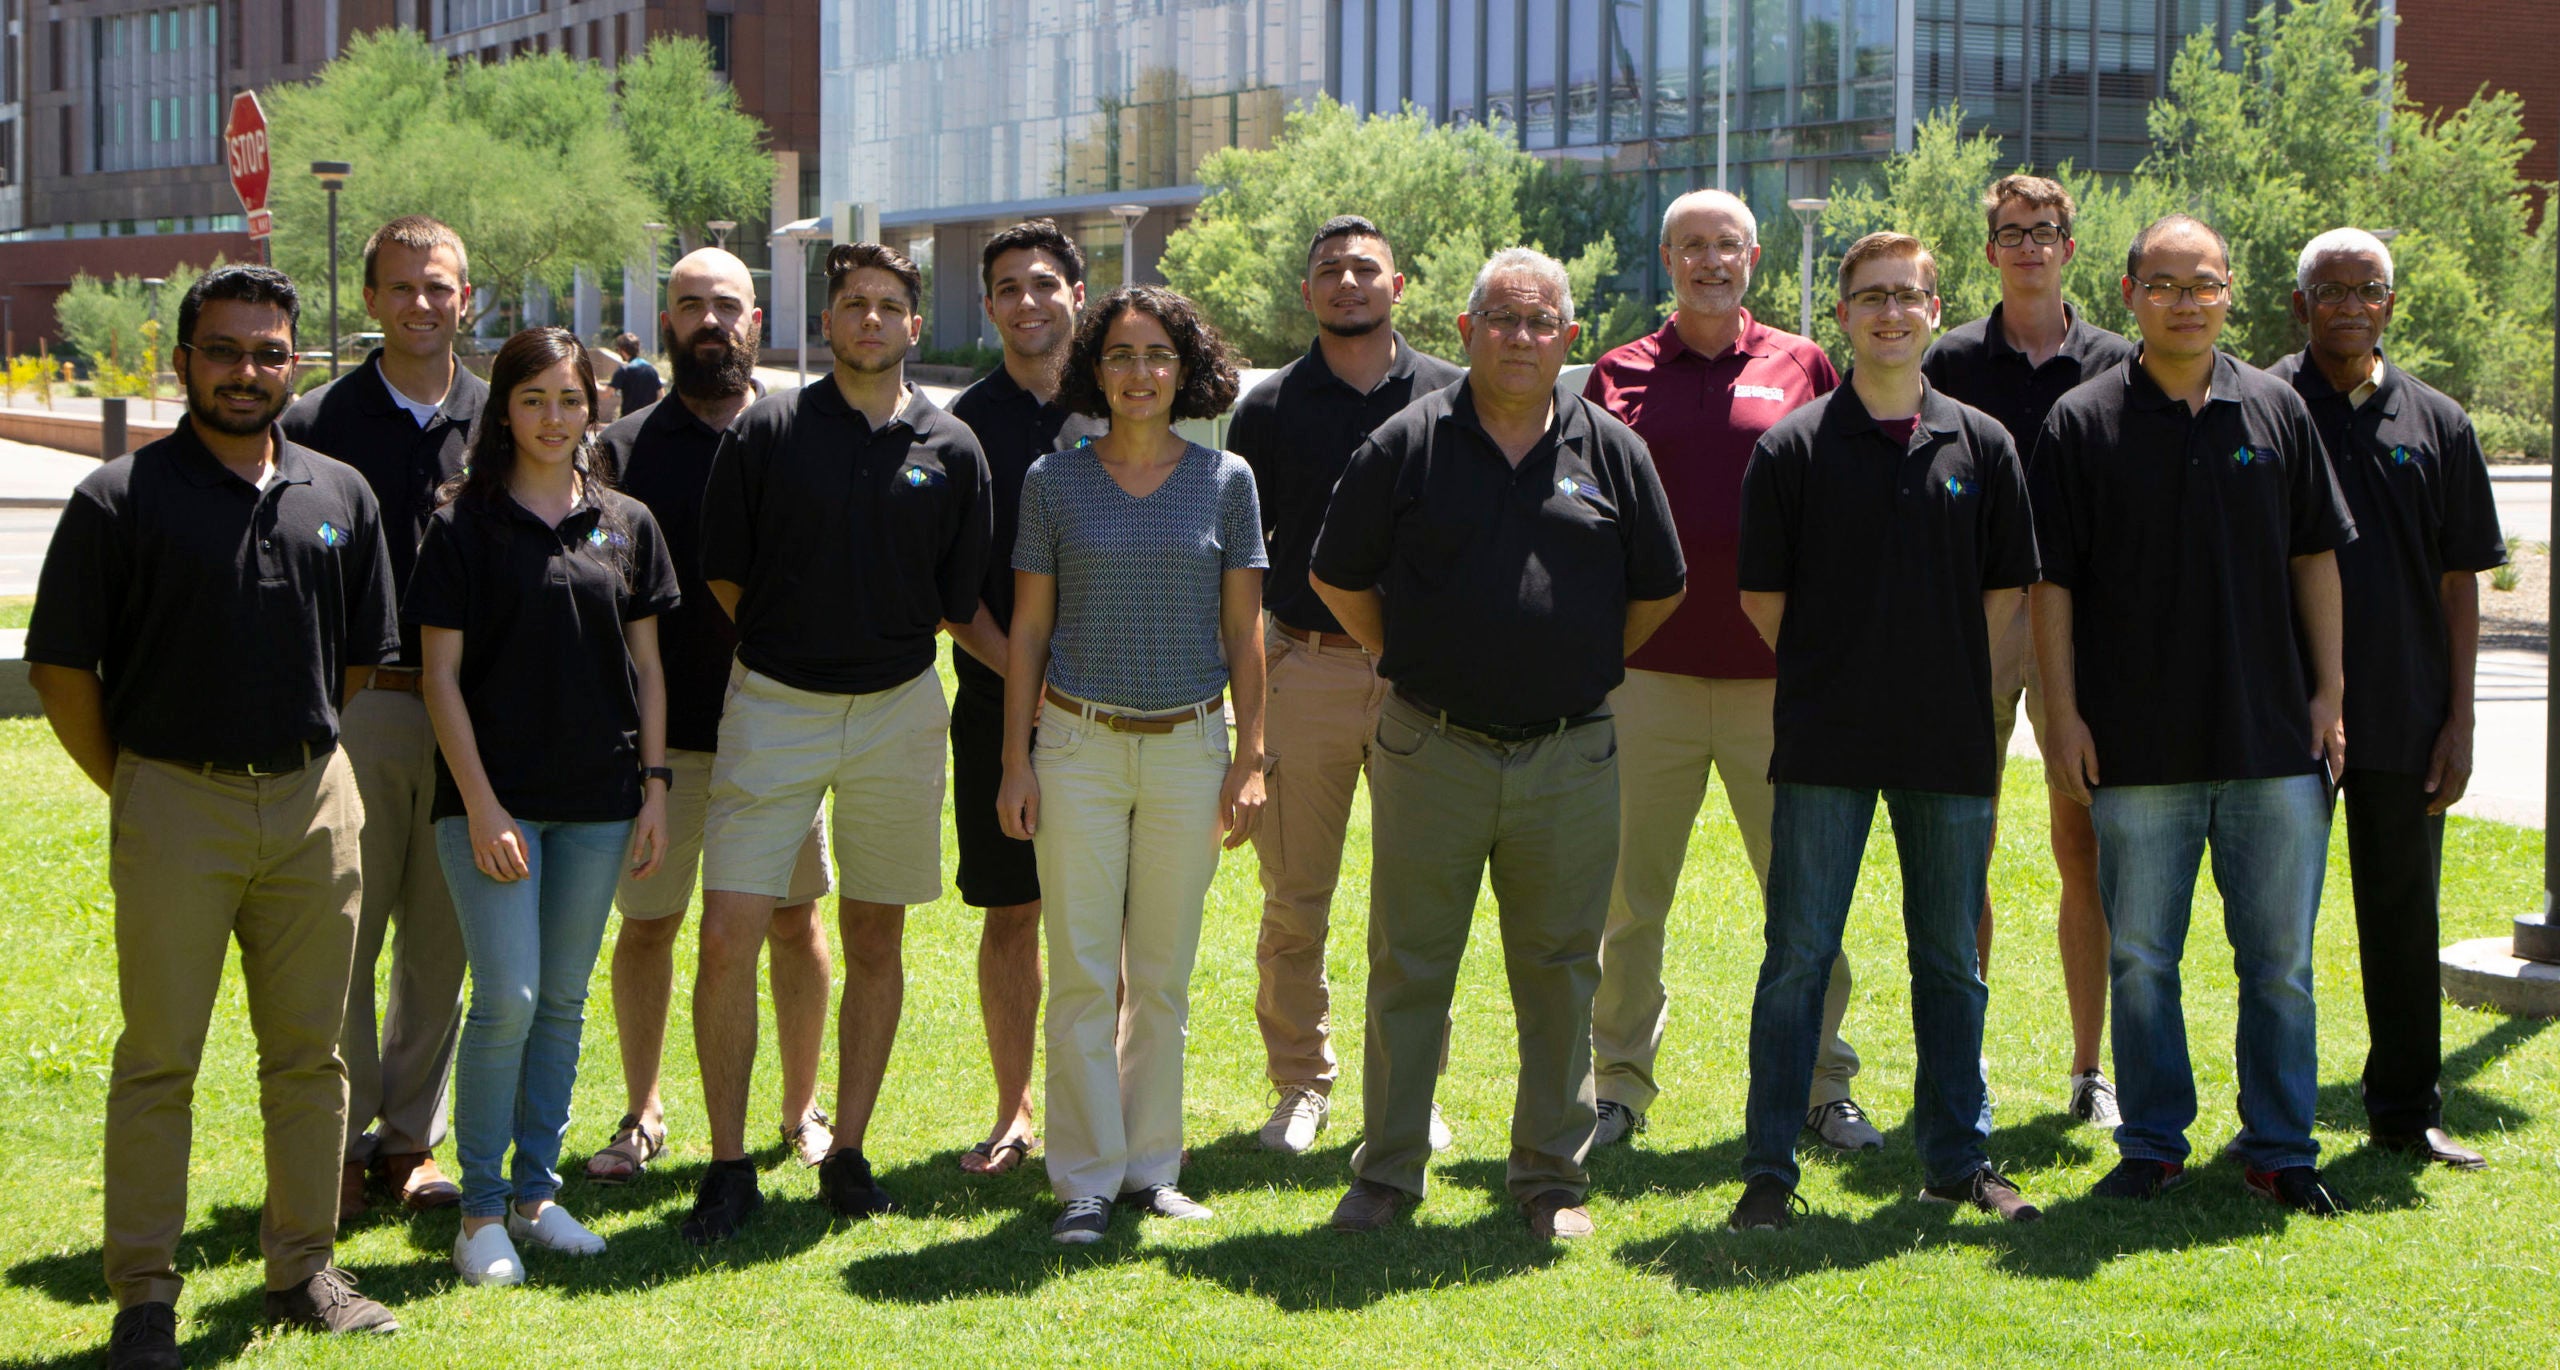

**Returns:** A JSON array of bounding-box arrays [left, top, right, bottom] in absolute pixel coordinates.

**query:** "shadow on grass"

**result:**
[[5, 1202, 268, 1308], [838, 1157, 1568, 1311], [0, 1255, 422, 1370]]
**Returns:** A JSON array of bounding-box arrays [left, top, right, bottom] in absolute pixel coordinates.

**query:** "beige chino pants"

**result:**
[[1594, 669, 1860, 1113], [103, 749, 363, 1308]]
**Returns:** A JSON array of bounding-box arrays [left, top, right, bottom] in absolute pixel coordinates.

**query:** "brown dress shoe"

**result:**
[[375, 1151, 462, 1210], [1523, 1188, 1595, 1240], [338, 1161, 369, 1222], [2377, 1126, 2488, 1170], [1329, 1179, 1416, 1233]]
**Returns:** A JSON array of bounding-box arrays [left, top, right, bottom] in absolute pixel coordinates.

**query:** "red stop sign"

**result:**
[[224, 90, 272, 239]]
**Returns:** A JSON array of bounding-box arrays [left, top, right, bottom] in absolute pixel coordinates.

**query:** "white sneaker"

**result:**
[[1258, 1085, 1329, 1154], [1592, 1100, 1646, 1149], [506, 1203, 606, 1255], [453, 1223, 525, 1286], [1806, 1098, 1884, 1151], [2069, 1069, 2124, 1130], [1429, 1101, 1455, 1152]]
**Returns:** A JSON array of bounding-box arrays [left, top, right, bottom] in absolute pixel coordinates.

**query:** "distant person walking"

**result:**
[[412, 327, 678, 1285], [609, 332, 663, 414]]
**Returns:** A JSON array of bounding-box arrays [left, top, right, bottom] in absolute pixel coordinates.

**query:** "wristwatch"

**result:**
[[641, 766, 675, 786]]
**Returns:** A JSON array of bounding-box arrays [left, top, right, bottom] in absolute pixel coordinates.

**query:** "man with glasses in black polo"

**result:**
[[2269, 228, 2504, 1172], [2031, 215, 2357, 1217]]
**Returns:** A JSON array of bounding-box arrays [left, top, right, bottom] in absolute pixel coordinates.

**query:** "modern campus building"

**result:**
[[822, 0, 2557, 353]]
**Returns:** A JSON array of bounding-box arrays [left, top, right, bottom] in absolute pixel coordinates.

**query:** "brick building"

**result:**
[[2392, 0, 2557, 210], [0, 0, 817, 355]]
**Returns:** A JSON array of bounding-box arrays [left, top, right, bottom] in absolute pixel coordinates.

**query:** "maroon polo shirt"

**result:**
[[1584, 309, 1838, 679]]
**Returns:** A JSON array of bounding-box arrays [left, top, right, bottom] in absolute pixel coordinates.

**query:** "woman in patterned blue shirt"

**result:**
[[997, 286, 1268, 1245]]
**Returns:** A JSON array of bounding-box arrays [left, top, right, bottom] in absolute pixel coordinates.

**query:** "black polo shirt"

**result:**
[[611, 357, 662, 412], [26, 421, 401, 768], [1921, 302, 2136, 452], [405, 487, 680, 823], [2029, 352, 2357, 786], [946, 363, 1107, 688], [699, 379, 993, 695], [1229, 333, 1465, 635], [281, 350, 487, 667], [2268, 350, 2507, 776], [1738, 381, 2039, 796], [600, 397, 741, 754], [1310, 378, 1687, 725]]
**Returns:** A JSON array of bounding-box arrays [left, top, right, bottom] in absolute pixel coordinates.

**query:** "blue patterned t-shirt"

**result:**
[[1014, 440, 1266, 712]]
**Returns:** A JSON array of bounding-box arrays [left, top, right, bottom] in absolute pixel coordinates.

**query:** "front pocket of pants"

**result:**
[[1567, 719, 1619, 766], [1375, 710, 1429, 758]]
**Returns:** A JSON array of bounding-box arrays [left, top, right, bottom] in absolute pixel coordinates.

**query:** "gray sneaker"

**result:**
[[1258, 1085, 1329, 1154], [1592, 1100, 1646, 1149], [1122, 1184, 1214, 1221], [1429, 1101, 1455, 1152], [1806, 1098, 1884, 1151], [2069, 1069, 2124, 1130]]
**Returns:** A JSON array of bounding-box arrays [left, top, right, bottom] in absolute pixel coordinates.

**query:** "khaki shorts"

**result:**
[[703, 666, 948, 906], [1988, 590, 2048, 759], [616, 747, 830, 919]]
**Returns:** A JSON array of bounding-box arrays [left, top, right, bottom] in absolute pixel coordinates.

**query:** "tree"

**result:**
[[264, 30, 656, 346], [55, 262, 210, 382], [1160, 98, 1643, 366], [617, 36, 779, 248]]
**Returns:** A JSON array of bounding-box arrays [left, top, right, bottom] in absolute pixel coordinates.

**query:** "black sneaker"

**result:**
[[819, 1147, 899, 1218], [1052, 1195, 1113, 1245], [107, 1301, 181, 1370], [1919, 1166, 2044, 1223], [681, 1159, 764, 1245], [2089, 1157, 2188, 1201], [260, 1267, 397, 1336], [2244, 1165, 2347, 1217], [1726, 1175, 1804, 1232]]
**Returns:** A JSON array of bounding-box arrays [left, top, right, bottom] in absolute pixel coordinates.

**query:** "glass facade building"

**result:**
[[823, 0, 2265, 343]]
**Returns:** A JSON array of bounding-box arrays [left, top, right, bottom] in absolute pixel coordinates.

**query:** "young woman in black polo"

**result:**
[[408, 326, 679, 1286]]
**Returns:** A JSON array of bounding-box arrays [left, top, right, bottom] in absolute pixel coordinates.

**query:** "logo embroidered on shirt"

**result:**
[[2230, 445, 2274, 467], [1943, 476, 1973, 497], [2389, 445, 2415, 466], [315, 522, 346, 547], [1556, 475, 1600, 501], [1733, 383, 1789, 402], [587, 527, 629, 549], [902, 465, 940, 487]]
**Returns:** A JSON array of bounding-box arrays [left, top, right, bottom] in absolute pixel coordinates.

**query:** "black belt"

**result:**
[[1391, 687, 1605, 743], [157, 738, 337, 777]]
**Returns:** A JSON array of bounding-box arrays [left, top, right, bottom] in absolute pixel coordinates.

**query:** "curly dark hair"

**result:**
[[1056, 286, 1239, 423]]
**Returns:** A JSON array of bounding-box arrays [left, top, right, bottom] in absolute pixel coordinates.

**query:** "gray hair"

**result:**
[[1467, 247, 1576, 325], [1660, 188, 1759, 249], [2296, 227, 2396, 292]]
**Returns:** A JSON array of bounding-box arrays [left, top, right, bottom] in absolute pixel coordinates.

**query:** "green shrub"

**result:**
[[2473, 408, 2552, 462]]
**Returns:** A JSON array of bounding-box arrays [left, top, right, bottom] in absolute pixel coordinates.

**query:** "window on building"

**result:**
[[282, 0, 297, 64], [1339, 0, 1367, 113], [49, 17, 63, 92], [588, 19, 600, 60], [0, 121, 15, 187], [59, 106, 72, 175], [614, 13, 627, 64], [228, 0, 242, 67], [1448, 0, 1479, 122], [708, 13, 732, 73]]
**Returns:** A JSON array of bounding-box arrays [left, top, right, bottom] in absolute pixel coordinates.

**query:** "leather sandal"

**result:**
[[584, 1113, 667, 1184]]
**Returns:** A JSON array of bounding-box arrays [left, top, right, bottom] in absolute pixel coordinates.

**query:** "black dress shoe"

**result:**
[[107, 1301, 181, 1370], [2376, 1126, 2488, 1170]]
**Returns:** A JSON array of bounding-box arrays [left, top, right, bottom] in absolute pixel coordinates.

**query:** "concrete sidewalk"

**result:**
[[0, 438, 97, 508]]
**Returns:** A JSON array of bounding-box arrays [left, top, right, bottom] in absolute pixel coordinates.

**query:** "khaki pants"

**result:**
[[1250, 623, 1388, 1090], [104, 749, 363, 1308], [335, 686, 465, 1159], [1595, 670, 1859, 1113], [1354, 694, 1619, 1205], [1032, 695, 1230, 1201]]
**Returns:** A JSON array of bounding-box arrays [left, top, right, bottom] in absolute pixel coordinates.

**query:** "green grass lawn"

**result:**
[[0, 597, 32, 631], [0, 692, 2553, 1367]]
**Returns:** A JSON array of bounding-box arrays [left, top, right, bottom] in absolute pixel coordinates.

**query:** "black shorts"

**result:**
[[950, 645, 1041, 909]]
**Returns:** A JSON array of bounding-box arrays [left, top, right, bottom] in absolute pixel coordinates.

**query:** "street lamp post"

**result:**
[[1786, 197, 1828, 342], [707, 219, 737, 251], [311, 160, 352, 377], [1111, 203, 1148, 288]]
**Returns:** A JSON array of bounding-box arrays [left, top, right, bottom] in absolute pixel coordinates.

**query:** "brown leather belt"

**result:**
[[1276, 620, 1366, 650], [366, 667, 422, 693], [1044, 683, 1215, 734]]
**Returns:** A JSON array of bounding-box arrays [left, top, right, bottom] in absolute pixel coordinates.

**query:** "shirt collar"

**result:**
[[2284, 347, 2402, 419], [1981, 301, 2106, 363], [1298, 331, 1426, 394], [349, 349, 482, 424], [169, 419, 313, 491], [1651, 307, 1768, 366], [1449, 376, 1585, 459], [642, 391, 735, 440], [805, 375, 925, 438], [2122, 348, 2243, 411], [1827, 373, 1966, 440]]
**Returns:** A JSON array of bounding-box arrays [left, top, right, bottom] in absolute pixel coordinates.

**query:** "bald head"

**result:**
[[668, 247, 755, 310], [1659, 189, 1762, 325], [663, 247, 762, 401], [1661, 189, 1758, 250]]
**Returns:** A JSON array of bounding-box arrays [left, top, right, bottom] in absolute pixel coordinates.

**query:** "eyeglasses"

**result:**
[[1470, 309, 1569, 340], [2307, 280, 2392, 307], [2136, 279, 2232, 307], [1669, 236, 1754, 261], [1992, 222, 2066, 248], [179, 340, 296, 371], [1846, 287, 1933, 313], [1099, 347, 1182, 374]]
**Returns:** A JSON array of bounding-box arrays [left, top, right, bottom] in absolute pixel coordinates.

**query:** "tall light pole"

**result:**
[[1787, 197, 1827, 342], [707, 219, 737, 251], [1111, 203, 1148, 289], [311, 160, 352, 377]]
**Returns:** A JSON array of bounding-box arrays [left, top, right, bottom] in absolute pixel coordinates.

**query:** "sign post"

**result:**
[[224, 91, 273, 252]]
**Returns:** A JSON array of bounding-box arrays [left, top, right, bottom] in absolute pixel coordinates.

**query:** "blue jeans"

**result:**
[[2089, 776, 2328, 1171], [435, 817, 632, 1218], [1743, 784, 1995, 1191]]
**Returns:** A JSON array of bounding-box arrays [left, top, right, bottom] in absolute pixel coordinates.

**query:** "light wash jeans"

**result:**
[[435, 816, 632, 1218], [2089, 775, 2329, 1171], [1743, 784, 1996, 1191]]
